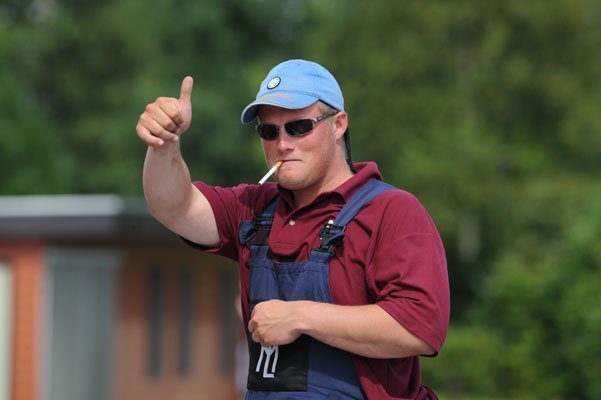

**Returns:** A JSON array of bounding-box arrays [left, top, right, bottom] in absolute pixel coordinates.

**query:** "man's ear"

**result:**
[[333, 111, 348, 140]]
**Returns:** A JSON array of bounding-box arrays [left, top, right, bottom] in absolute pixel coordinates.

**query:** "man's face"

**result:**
[[258, 103, 339, 192]]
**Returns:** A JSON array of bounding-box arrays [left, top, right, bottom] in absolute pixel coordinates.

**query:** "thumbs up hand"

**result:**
[[136, 76, 194, 147], [177, 76, 193, 134]]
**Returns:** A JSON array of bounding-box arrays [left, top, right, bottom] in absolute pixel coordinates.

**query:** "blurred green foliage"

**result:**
[[2, 0, 600, 398]]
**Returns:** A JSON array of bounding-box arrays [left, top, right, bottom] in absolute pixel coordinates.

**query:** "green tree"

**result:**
[[468, 184, 601, 398], [306, 0, 601, 314], [306, 1, 601, 397], [0, 10, 75, 194], [2, 0, 312, 194]]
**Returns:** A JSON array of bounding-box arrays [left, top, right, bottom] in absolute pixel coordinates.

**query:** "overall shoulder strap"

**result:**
[[254, 195, 278, 244], [334, 179, 396, 227], [318, 180, 396, 253]]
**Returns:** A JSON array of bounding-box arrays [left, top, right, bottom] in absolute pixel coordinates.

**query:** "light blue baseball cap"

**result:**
[[240, 59, 345, 124]]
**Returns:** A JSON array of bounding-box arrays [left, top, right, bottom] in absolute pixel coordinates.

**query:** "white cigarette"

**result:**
[[258, 161, 283, 185]]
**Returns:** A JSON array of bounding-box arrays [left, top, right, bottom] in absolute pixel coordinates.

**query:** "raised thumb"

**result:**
[[179, 76, 193, 104]]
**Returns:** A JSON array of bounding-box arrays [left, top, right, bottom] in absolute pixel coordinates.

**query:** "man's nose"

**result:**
[[276, 129, 295, 152]]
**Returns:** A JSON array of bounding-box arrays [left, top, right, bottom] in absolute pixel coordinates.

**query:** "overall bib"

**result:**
[[239, 179, 395, 400]]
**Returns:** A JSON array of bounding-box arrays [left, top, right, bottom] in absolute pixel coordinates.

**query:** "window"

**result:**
[[178, 269, 194, 376], [44, 248, 119, 400], [219, 268, 237, 375], [148, 267, 164, 378]]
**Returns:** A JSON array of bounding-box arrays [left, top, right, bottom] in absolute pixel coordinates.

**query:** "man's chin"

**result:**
[[276, 175, 307, 191]]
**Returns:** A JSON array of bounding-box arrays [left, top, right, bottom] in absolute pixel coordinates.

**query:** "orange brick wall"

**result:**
[[114, 243, 237, 400], [0, 241, 45, 400]]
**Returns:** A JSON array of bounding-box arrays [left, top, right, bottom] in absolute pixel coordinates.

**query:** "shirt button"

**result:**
[[289, 219, 296, 226]]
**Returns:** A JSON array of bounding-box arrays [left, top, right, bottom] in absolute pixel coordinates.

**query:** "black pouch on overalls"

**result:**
[[247, 304, 309, 391]]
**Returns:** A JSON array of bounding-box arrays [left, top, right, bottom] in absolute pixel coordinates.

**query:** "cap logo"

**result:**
[[267, 77, 281, 90]]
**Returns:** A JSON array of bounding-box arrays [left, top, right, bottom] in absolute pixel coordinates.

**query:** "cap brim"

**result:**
[[241, 92, 319, 124]]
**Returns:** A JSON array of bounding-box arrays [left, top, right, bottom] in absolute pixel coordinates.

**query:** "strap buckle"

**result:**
[[252, 214, 273, 245], [318, 220, 345, 254]]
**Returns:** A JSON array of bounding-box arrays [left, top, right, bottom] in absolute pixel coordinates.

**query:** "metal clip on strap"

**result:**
[[317, 179, 396, 254], [318, 223, 345, 254]]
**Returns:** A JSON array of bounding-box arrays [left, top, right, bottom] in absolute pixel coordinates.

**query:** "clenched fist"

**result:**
[[248, 300, 303, 347], [136, 76, 194, 147]]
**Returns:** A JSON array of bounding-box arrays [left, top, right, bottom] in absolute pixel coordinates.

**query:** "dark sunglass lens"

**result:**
[[285, 119, 313, 136], [256, 124, 279, 140]]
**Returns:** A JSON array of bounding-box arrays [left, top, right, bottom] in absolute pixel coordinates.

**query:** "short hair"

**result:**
[[316, 101, 346, 157], [316, 101, 338, 127]]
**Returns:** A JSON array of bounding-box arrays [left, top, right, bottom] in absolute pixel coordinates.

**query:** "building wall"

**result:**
[[0, 238, 240, 400], [114, 243, 238, 400], [0, 241, 45, 400]]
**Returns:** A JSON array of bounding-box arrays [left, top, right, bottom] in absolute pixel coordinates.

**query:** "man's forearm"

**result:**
[[294, 301, 435, 359], [143, 143, 193, 221]]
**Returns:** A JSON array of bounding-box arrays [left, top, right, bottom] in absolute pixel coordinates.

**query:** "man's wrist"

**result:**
[[292, 300, 316, 336], [148, 140, 180, 153]]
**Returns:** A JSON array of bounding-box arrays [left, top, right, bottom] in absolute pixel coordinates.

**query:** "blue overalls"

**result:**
[[239, 179, 396, 400]]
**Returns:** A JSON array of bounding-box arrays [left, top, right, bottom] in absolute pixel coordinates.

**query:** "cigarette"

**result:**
[[258, 161, 283, 185]]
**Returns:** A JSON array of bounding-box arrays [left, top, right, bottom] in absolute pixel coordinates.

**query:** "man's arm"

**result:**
[[248, 300, 436, 359], [138, 77, 220, 247]]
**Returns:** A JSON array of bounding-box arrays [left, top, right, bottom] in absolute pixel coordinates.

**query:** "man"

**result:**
[[137, 59, 450, 399]]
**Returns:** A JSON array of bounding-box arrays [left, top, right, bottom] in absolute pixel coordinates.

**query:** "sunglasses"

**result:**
[[255, 111, 338, 140]]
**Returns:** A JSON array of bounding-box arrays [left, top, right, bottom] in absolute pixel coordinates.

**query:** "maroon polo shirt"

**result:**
[[186, 162, 449, 399]]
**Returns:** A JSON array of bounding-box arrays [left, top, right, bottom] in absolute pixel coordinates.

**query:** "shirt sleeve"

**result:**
[[181, 181, 275, 262], [366, 191, 450, 355]]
